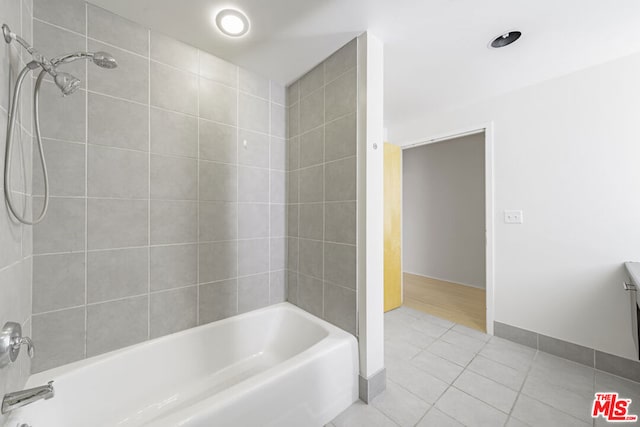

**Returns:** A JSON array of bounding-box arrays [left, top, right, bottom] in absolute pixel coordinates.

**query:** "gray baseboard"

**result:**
[[359, 368, 386, 403], [495, 321, 640, 383]]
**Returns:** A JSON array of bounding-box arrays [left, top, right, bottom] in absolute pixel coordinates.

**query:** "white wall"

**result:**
[[391, 51, 640, 360], [403, 133, 486, 288]]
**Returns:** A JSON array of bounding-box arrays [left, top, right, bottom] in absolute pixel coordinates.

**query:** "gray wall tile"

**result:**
[[287, 237, 299, 271], [150, 108, 197, 158], [88, 145, 149, 198], [32, 307, 85, 373], [87, 248, 148, 303], [324, 283, 356, 335], [33, 197, 85, 254], [271, 104, 286, 139], [150, 200, 197, 245], [199, 161, 237, 201], [238, 166, 269, 203], [271, 237, 286, 271], [88, 198, 148, 249], [299, 203, 323, 240], [286, 81, 299, 106], [287, 170, 299, 203], [199, 201, 237, 242], [238, 203, 269, 239], [325, 68, 357, 121], [33, 139, 85, 197], [299, 88, 324, 133], [238, 239, 269, 276], [271, 138, 286, 171], [239, 68, 269, 99], [325, 113, 356, 162], [151, 31, 198, 74], [325, 39, 357, 82], [199, 279, 237, 324], [299, 238, 323, 279], [300, 64, 324, 97], [87, 296, 148, 357], [150, 287, 197, 338], [324, 243, 356, 290], [239, 93, 269, 133], [287, 204, 299, 237], [199, 78, 237, 125], [150, 154, 197, 200], [33, 253, 85, 313], [34, 0, 86, 34], [199, 52, 237, 87], [88, 93, 149, 151], [288, 103, 299, 138], [199, 120, 237, 163], [238, 129, 269, 168], [287, 270, 298, 304], [325, 157, 356, 201], [325, 201, 356, 244], [299, 165, 323, 202], [300, 126, 324, 168], [270, 170, 286, 204], [150, 244, 197, 291], [87, 4, 148, 55], [199, 241, 237, 282], [151, 61, 198, 115], [270, 270, 286, 303], [297, 274, 323, 317], [238, 273, 270, 313], [38, 81, 85, 142], [271, 204, 286, 237], [88, 40, 148, 104]]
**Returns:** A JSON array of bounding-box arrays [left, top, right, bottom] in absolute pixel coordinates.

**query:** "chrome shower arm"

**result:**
[[50, 52, 93, 67]]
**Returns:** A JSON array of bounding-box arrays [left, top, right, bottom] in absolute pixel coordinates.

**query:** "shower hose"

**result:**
[[4, 65, 50, 225]]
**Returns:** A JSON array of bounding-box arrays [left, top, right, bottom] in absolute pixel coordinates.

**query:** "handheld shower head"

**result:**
[[91, 51, 118, 69], [53, 72, 81, 96]]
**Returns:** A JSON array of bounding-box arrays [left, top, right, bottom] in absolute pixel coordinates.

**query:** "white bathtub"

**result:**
[[8, 303, 359, 427]]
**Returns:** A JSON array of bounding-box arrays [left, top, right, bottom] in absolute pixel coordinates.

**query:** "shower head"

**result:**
[[53, 72, 81, 96], [91, 51, 118, 69]]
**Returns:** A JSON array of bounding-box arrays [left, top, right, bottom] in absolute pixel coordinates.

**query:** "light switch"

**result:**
[[504, 210, 523, 224]]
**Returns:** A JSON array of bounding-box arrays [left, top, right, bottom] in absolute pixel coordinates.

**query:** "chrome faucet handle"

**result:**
[[0, 322, 35, 368], [12, 337, 35, 358]]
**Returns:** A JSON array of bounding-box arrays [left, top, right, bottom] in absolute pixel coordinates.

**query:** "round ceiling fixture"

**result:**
[[215, 9, 250, 37], [489, 31, 522, 48]]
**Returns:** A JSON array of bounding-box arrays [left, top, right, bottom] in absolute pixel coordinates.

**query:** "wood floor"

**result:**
[[403, 273, 486, 332]]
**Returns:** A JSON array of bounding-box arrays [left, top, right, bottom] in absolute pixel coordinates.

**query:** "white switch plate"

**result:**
[[504, 210, 523, 224]]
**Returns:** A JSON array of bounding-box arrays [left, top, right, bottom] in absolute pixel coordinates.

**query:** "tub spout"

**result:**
[[1, 381, 54, 414]]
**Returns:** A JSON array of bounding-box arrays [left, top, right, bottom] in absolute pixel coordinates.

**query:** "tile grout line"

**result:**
[[83, 1, 89, 360], [196, 48, 200, 326], [236, 66, 239, 315], [146, 27, 151, 340]]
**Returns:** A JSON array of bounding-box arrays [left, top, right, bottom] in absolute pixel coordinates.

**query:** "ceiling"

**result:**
[[89, 0, 640, 131]]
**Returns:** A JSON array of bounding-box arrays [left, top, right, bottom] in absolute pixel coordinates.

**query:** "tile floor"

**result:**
[[329, 306, 640, 427]]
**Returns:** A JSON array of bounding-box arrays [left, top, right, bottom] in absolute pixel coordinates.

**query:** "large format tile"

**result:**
[[332, 400, 396, 427], [88, 40, 148, 104], [300, 126, 324, 168], [150, 244, 197, 291], [238, 273, 270, 313], [88, 199, 148, 249], [297, 274, 323, 318], [299, 203, 323, 240], [426, 340, 477, 367], [150, 200, 197, 245], [199, 78, 237, 125], [33, 139, 85, 197], [150, 108, 198, 158], [238, 93, 269, 134], [33, 20, 86, 87], [199, 161, 237, 202], [199, 279, 237, 323], [238, 203, 269, 239], [199, 52, 237, 87], [87, 248, 148, 303], [37, 80, 85, 142], [238, 239, 269, 276], [453, 370, 518, 413], [325, 68, 356, 121], [151, 61, 198, 116], [150, 287, 197, 338], [299, 88, 324, 133], [86, 296, 148, 357], [34, 0, 86, 34], [238, 129, 269, 168], [411, 349, 464, 384], [151, 31, 198, 74], [199, 201, 237, 242], [89, 93, 149, 151], [325, 157, 356, 201], [324, 283, 356, 335], [372, 381, 430, 427], [87, 4, 148, 55], [466, 355, 527, 391], [33, 197, 85, 254], [510, 394, 590, 427], [435, 387, 508, 427], [199, 241, 237, 282], [521, 371, 594, 422], [416, 408, 464, 427], [325, 39, 356, 83], [32, 307, 85, 373], [150, 154, 197, 200], [478, 337, 536, 371], [238, 166, 269, 203], [33, 253, 85, 313], [325, 202, 356, 245], [199, 120, 237, 163], [88, 145, 149, 198], [239, 68, 269, 99], [386, 363, 448, 404], [325, 113, 356, 162]]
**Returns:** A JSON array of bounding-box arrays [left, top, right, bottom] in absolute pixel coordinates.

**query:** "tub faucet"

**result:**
[[1, 381, 54, 414]]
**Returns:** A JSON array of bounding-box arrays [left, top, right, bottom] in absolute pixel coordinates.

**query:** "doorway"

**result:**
[[399, 128, 493, 332]]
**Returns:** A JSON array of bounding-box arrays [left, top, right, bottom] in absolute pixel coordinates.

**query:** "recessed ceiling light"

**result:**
[[489, 31, 522, 48], [215, 9, 250, 38]]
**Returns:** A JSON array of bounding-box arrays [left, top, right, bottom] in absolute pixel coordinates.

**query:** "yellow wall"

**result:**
[[384, 143, 402, 312]]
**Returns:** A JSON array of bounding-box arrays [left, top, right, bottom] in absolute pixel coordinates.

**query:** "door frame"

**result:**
[[401, 123, 495, 334]]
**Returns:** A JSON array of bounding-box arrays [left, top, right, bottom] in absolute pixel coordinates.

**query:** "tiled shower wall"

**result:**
[[286, 39, 358, 335], [0, 0, 34, 410], [30, 0, 286, 372]]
